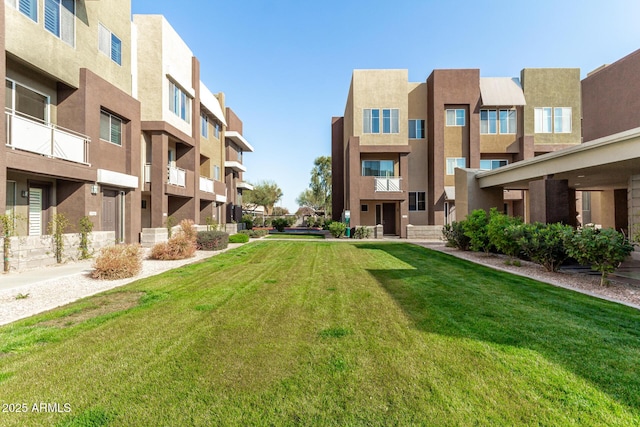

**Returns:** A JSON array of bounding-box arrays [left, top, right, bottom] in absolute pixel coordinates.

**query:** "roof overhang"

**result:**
[[199, 82, 227, 126], [225, 160, 247, 173], [96, 169, 139, 189], [237, 181, 254, 191], [225, 131, 254, 152], [477, 127, 640, 190], [444, 186, 456, 201], [215, 194, 227, 203], [480, 77, 526, 107]]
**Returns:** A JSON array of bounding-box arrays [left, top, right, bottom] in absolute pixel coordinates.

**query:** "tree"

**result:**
[[297, 156, 331, 215], [243, 180, 283, 215], [272, 206, 290, 216]]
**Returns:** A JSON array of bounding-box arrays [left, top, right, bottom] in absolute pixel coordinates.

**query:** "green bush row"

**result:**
[[444, 208, 634, 285], [238, 229, 269, 238], [196, 230, 229, 251]]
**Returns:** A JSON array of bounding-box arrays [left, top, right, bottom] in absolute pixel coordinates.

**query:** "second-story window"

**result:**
[[362, 160, 394, 177], [44, 0, 75, 46], [8, 0, 38, 22], [214, 122, 220, 138], [214, 165, 220, 181], [201, 112, 208, 138], [409, 119, 425, 139], [446, 109, 465, 126], [98, 23, 122, 66], [554, 107, 572, 133], [6, 79, 49, 122], [363, 109, 399, 134], [480, 110, 497, 134], [100, 110, 123, 146], [169, 81, 191, 123]]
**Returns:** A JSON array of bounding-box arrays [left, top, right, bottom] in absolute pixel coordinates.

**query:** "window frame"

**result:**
[[100, 109, 123, 146], [168, 80, 192, 123], [408, 191, 426, 211], [554, 107, 572, 133], [409, 119, 425, 139], [361, 204, 369, 212], [534, 107, 553, 133], [200, 112, 208, 138], [446, 109, 465, 127], [12, 0, 38, 22], [479, 159, 508, 171], [44, 0, 75, 46], [480, 109, 497, 134], [5, 78, 51, 123], [499, 109, 517, 134], [361, 160, 395, 177], [446, 157, 466, 175], [364, 108, 399, 134], [98, 23, 122, 66]]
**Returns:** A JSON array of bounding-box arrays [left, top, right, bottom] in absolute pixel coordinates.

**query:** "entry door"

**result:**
[[382, 203, 396, 235], [102, 189, 123, 242], [28, 188, 43, 236]]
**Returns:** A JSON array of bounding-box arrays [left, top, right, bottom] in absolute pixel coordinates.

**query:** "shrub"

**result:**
[[487, 209, 523, 260], [92, 244, 142, 280], [229, 233, 250, 243], [328, 222, 346, 238], [518, 222, 572, 272], [48, 213, 69, 264], [196, 230, 229, 251], [241, 229, 268, 238], [253, 216, 265, 228], [442, 221, 471, 251], [165, 215, 177, 238], [463, 209, 492, 253], [241, 214, 254, 230], [564, 226, 635, 286], [352, 226, 371, 239], [151, 219, 197, 260], [78, 216, 94, 260], [323, 219, 335, 231], [272, 217, 289, 232]]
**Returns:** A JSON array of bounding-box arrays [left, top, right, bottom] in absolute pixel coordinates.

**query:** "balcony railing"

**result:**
[[374, 177, 402, 192], [199, 176, 214, 193], [168, 165, 186, 187], [5, 110, 90, 165]]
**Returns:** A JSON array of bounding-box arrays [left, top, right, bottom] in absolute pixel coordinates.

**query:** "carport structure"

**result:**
[[455, 126, 640, 237]]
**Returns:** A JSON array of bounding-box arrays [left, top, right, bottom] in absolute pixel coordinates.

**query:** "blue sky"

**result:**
[[131, 0, 640, 212]]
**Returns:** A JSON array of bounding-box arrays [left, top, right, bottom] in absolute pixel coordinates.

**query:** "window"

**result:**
[[480, 110, 497, 134], [409, 192, 426, 211], [446, 157, 466, 175], [409, 119, 425, 139], [98, 23, 122, 65], [534, 107, 552, 133], [362, 160, 394, 177], [169, 80, 191, 123], [214, 122, 220, 138], [100, 110, 123, 146], [554, 107, 572, 133], [214, 165, 221, 181], [44, 0, 75, 46], [446, 109, 465, 126], [479, 159, 508, 170], [364, 108, 398, 134], [361, 204, 368, 212], [499, 109, 516, 134], [200, 112, 208, 138], [9, 0, 38, 22], [6, 79, 49, 122]]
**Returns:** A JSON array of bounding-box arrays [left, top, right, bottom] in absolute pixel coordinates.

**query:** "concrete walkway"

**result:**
[[0, 259, 94, 291]]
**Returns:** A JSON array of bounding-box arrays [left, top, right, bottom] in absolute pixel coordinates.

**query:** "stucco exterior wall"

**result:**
[[5, 0, 132, 93]]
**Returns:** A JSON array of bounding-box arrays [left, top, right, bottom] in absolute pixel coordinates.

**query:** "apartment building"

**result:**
[[2, 0, 141, 244], [332, 67, 581, 236], [224, 107, 254, 223]]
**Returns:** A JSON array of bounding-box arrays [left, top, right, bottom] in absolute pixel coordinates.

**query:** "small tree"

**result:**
[[0, 214, 21, 272], [48, 213, 69, 264], [564, 226, 635, 286], [463, 209, 492, 253], [271, 218, 288, 232], [78, 216, 94, 260]]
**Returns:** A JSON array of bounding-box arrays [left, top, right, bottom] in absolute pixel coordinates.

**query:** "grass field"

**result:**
[[265, 233, 326, 239], [1, 241, 639, 426]]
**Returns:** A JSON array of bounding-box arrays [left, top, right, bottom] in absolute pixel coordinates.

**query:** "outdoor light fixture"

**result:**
[[21, 190, 28, 198], [91, 184, 100, 195]]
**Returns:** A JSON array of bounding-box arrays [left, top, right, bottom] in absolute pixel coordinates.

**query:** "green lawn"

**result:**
[[265, 233, 326, 239], [1, 241, 639, 426]]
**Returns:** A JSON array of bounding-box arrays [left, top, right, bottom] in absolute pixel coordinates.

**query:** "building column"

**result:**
[[150, 133, 169, 228], [399, 153, 409, 238], [454, 168, 504, 219], [528, 178, 576, 225], [629, 175, 640, 242]]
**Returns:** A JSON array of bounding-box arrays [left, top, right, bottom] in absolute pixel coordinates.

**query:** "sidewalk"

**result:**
[[0, 259, 94, 291]]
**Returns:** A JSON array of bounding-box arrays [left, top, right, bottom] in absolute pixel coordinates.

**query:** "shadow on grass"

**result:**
[[356, 242, 640, 413]]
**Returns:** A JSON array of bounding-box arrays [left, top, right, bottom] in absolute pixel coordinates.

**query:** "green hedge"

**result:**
[[196, 231, 229, 251]]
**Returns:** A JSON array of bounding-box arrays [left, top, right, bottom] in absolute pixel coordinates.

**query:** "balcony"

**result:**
[[168, 165, 186, 187], [5, 110, 89, 165], [375, 177, 402, 192], [199, 176, 214, 193], [237, 181, 254, 191]]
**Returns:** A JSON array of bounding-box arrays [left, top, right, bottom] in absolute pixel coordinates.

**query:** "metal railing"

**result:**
[[374, 177, 402, 192], [167, 165, 186, 187], [199, 176, 214, 193], [5, 109, 90, 164]]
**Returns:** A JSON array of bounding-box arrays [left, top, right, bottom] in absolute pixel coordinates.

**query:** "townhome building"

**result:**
[[224, 106, 253, 224], [2, 0, 141, 249], [332, 67, 581, 237]]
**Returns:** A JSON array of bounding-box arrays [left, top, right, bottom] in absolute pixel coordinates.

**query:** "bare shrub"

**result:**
[[150, 219, 197, 260], [92, 244, 142, 280]]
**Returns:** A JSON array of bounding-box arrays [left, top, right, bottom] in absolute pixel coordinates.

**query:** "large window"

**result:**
[[100, 110, 123, 146], [362, 160, 394, 177], [44, 0, 75, 46], [98, 23, 122, 66], [409, 119, 425, 139], [409, 191, 426, 211], [446, 109, 465, 126], [363, 109, 398, 134], [534, 107, 553, 133], [554, 107, 572, 133], [499, 109, 516, 134], [479, 159, 508, 170], [169, 80, 191, 123], [446, 157, 466, 175], [6, 79, 49, 122], [200, 112, 208, 138], [480, 110, 497, 134]]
